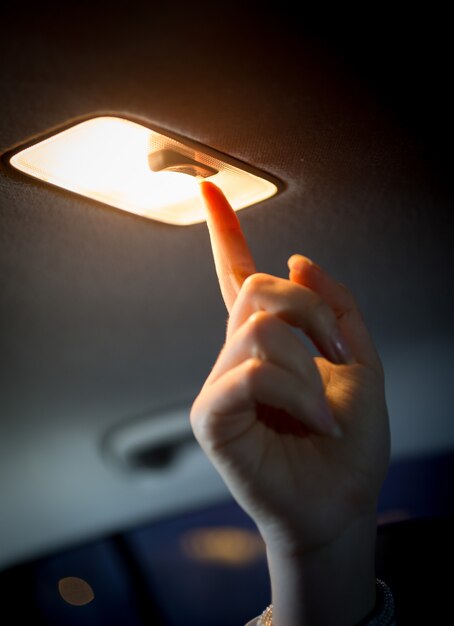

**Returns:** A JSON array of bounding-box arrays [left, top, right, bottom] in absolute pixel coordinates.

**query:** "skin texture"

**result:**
[[190, 182, 391, 625]]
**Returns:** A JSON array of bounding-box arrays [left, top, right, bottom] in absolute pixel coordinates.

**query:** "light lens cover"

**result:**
[[9, 116, 279, 225]]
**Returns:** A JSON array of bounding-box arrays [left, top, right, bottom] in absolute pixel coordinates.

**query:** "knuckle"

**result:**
[[246, 312, 279, 360], [248, 310, 269, 326], [189, 403, 198, 426], [189, 399, 205, 437], [244, 357, 264, 393], [247, 310, 275, 340], [242, 272, 272, 295]]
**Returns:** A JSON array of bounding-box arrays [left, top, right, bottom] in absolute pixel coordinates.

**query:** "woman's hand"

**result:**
[[190, 182, 390, 625]]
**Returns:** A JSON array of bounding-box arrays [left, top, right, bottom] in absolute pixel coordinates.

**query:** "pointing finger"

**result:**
[[200, 181, 256, 312]]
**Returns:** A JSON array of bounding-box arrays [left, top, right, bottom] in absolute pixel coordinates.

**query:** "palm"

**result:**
[[212, 359, 389, 551]]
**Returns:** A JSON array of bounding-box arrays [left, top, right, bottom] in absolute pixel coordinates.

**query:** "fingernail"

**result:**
[[288, 254, 305, 270], [288, 255, 321, 272], [331, 327, 354, 364]]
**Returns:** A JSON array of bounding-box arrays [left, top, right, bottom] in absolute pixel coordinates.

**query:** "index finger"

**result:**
[[200, 181, 256, 312]]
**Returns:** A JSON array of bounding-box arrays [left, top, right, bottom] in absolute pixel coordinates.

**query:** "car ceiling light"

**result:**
[[7, 115, 281, 225]]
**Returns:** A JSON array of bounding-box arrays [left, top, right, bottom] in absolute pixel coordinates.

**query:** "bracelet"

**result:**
[[257, 579, 395, 626], [361, 579, 395, 626], [257, 604, 273, 626]]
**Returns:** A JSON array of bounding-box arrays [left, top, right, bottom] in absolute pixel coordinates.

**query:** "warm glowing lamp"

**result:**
[[8, 115, 280, 225]]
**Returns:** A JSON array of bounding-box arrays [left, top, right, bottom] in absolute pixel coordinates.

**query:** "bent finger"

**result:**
[[228, 272, 354, 365], [192, 358, 341, 443], [207, 311, 324, 396], [288, 255, 382, 371]]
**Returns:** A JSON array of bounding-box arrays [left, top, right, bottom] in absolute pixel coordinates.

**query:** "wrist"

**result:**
[[265, 514, 377, 626]]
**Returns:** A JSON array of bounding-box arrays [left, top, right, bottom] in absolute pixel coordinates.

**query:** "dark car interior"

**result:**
[[1, 2, 453, 624]]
